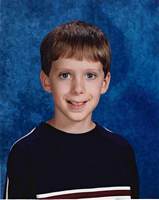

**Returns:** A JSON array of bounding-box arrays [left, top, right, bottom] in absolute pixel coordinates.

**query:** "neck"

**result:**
[[47, 118, 95, 134]]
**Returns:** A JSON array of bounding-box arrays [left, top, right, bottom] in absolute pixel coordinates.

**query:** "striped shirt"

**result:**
[[4, 122, 139, 199]]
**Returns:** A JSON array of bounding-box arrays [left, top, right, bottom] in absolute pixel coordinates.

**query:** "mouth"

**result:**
[[66, 100, 88, 106], [66, 100, 89, 110]]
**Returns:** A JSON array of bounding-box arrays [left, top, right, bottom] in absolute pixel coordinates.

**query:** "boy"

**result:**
[[4, 20, 139, 199]]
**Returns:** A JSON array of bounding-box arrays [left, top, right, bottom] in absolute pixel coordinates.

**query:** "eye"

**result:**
[[85, 73, 97, 80], [59, 72, 71, 80]]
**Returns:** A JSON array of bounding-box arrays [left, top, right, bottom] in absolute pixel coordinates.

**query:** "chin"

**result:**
[[67, 113, 91, 122]]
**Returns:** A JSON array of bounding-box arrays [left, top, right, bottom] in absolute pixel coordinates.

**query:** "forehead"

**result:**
[[51, 58, 103, 72]]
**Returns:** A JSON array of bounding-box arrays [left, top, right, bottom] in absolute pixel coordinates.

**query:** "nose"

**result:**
[[71, 76, 85, 95]]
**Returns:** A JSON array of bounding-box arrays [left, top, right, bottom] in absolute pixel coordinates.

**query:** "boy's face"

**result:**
[[40, 58, 110, 124]]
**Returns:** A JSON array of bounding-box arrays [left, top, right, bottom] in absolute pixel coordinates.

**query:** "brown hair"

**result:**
[[40, 20, 111, 77]]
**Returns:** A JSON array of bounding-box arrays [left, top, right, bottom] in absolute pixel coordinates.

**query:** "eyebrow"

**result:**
[[54, 67, 102, 72]]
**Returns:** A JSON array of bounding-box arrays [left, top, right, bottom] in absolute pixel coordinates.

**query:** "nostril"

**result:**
[[67, 100, 72, 104], [72, 81, 85, 94]]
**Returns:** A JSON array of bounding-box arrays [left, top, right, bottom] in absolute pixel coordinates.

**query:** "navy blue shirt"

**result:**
[[4, 122, 139, 199]]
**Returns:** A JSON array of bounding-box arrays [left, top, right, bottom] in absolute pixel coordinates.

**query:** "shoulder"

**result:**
[[96, 123, 134, 153], [9, 122, 45, 157]]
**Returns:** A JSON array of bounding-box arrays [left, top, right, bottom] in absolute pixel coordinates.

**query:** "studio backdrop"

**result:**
[[1, 0, 159, 198]]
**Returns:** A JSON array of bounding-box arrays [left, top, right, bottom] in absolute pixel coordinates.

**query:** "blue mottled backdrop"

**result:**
[[1, 0, 159, 198]]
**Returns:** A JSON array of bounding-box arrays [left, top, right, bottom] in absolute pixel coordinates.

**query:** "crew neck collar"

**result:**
[[41, 121, 98, 137]]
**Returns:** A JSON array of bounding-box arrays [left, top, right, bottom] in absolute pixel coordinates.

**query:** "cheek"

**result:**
[[88, 88, 102, 103], [52, 82, 71, 94], [87, 81, 103, 92]]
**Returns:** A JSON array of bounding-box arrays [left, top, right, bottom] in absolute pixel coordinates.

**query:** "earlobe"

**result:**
[[40, 71, 52, 93], [101, 72, 111, 94]]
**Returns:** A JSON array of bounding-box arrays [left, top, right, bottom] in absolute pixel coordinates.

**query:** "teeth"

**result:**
[[71, 101, 84, 105], [67, 100, 87, 105]]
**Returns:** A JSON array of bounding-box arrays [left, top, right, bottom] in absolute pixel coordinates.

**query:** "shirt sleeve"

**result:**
[[4, 143, 35, 199], [126, 144, 140, 198]]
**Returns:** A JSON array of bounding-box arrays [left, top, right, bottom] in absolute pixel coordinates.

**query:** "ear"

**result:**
[[40, 71, 52, 93], [100, 72, 111, 94]]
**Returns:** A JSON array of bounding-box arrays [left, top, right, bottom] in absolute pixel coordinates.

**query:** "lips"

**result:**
[[67, 100, 88, 105], [66, 99, 89, 112]]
